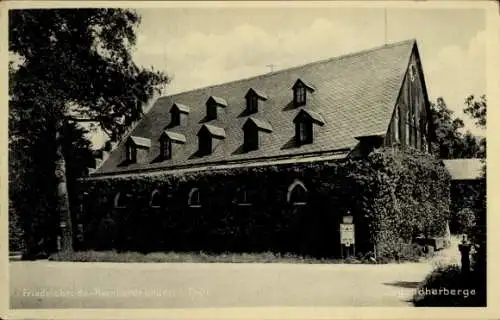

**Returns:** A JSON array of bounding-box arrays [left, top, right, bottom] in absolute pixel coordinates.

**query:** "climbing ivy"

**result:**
[[75, 148, 450, 258]]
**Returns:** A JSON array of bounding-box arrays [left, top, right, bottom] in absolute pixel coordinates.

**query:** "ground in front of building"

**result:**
[[10, 238, 461, 308]]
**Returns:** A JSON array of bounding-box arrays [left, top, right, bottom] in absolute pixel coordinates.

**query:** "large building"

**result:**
[[78, 39, 437, 256]]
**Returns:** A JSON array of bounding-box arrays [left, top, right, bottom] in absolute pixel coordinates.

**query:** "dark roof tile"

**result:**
[[95, 39, 416, 176]]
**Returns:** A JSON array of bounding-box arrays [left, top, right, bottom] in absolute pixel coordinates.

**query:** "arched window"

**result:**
[[287, 180, 308, 205], [150, 189, 161, 208], [236, 188, 252, 206], [114, 192, 127, 208], [188, 188, 201, 207]]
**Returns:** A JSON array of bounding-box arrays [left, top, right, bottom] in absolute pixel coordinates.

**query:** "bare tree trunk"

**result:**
[[55, 119, 73, 252]]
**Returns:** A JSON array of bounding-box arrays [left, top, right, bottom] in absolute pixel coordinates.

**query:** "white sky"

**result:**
[[93, 5, 487, 147]]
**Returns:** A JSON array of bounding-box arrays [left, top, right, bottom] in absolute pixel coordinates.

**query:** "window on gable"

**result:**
[[287, 180, 308, 205], [410, 64, 417, 82], [296, 121, 313, 145], [188, 188, 201, 207], [394, 105, 400, 143], [161, 139, 172, 160], [405, 107, 411, 147], [294, 85, 306, 107], [114, 192, 127, 208], [420, 118, 428, 152], [150, 190, 161, 208], [126, 144, 137, 163]]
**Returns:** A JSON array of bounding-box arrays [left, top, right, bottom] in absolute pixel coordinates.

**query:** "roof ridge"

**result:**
[[157, 38, 416, 102]]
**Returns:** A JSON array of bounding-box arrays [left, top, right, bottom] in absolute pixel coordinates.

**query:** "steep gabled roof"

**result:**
[[94, 39, 416, 176], [245, 88, 268, 100], [198, 124, 226, 139], [207, 95, 228, 107], [293, 109, 325, 126], [161, 131, 187, 144], [128, 136, 151, 148], [171, 103, 190, 114], [244, 117, 273, 132], [292, 78, 315, 92]]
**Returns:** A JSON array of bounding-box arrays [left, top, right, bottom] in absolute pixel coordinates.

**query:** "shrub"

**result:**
[[75, 148, 450, 259], [48, 250, 350, 264], [454, 207, 476, 234], [413, 265, 486, 306]]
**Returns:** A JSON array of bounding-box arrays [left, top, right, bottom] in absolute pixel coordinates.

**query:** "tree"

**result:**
[[464, 95, 486, 130], [463, 94, 486, 304], [429, 97, 482, 159], [464, 94, 486, 158], [9, 9, 169, 253]]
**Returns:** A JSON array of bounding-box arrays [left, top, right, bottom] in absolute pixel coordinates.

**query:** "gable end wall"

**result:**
[[385, 46, 431, 153]]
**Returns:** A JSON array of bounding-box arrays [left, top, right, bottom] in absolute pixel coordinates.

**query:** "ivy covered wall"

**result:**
[[75, 148, 451, 258]]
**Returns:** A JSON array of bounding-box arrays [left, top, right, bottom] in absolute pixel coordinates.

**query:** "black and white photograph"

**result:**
[[4, 1, 493, 318]]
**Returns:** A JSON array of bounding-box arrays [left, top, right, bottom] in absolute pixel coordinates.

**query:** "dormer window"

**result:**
[[161, 139, 172, 159], [206, 96, 228, 120], [297, 121, 313, 144], [126, 144, 137, 163], [197, 124, 226, 155], [244, 127, 258, 151], [247, 95, 258, 113], [125, 136, 151, 163], [292, 109, 325, 146], [159, 131, 186, 160], [170, 103, 190, 127], [243, 117, 273, 151], [245, 88, 268, 114], [292, 79, 315, 107], [294, 86, 306, 106]]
